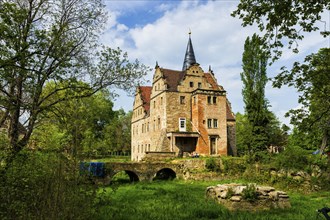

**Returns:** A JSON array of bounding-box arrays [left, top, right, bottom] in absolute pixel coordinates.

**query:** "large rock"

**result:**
[[206, 183, 291, 211]]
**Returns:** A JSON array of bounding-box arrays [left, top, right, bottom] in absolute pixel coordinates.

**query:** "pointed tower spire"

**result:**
[[182, 31, 196, 71]]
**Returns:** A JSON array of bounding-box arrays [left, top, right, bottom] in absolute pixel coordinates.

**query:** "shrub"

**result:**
[[205, 157, 220, 172], [275, 145, 309, 170], [221, 157, 247, 174], [225, 187, 235, 199], [0, 150, 98, 219], [242, 184, 258, 202]]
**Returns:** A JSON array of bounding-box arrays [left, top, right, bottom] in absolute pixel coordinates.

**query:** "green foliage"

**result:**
[[248, 151, 272, 164], [232, 0, 330, 60], [225, 187, 235, 199], [275, 146, 309, 171], [111, 171, 131, 184], [235, 112, 253, 155], [274, 48, 330, 152], [242, 184, 258, 202], [0, 131, 10, 166], [221, 156, 247, 175], [205, 157, 220, 172], [0, 150, 98, 219], [0, 0, 149, 170], [241, 34, 273, 152], [236, 111, 288, 157], [31, 88, 132, 159]]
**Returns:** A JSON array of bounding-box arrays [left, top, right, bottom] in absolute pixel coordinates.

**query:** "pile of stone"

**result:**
[[206, 183, 291, 211]]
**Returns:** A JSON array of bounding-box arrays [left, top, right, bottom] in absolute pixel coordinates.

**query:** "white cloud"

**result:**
[[100, 0, 327, 125]]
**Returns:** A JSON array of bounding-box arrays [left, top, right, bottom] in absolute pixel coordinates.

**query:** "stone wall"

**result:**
[[206, 183, 291, 211]]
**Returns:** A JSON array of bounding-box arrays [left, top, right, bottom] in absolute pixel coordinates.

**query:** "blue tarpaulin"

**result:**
[[312, 149, 321, 155], [80, 162, 105, 177]]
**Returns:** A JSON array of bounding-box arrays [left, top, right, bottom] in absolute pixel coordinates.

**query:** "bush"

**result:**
[[205, 157, 220, 172], [0, 150, 98, 220], [242, 184, 258, 202], [275, 145, 309, 170], [222, 157, 247, 174]]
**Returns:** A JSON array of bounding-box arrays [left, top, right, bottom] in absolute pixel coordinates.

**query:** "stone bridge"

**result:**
[[102, 161, 185, 182]]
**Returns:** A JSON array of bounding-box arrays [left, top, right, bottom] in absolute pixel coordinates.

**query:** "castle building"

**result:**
[[131, 34, 236, 161]]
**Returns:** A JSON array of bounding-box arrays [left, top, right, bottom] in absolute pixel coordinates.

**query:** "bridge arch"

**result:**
[[112, 170, 139, 182], [153, 168, 176, 181]]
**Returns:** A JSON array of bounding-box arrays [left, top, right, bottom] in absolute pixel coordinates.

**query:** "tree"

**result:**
[[101, 109, 132, 154], [274, 48, 330, 152], [235, 112, 253, 155], [241, 34, 270, 152], [265, 111, 289, 148], [0, 0, 149, 169], [236, 111, 287, 156], [232, 1, 330, 152], [31, 82, 117, 157], [232, 0, 330, 60]]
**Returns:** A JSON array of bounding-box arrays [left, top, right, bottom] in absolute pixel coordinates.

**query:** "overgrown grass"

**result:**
[[95, 180, 330, 220]]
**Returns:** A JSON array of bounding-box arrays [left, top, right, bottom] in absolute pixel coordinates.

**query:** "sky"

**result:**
[[101, 0, 330, 127]]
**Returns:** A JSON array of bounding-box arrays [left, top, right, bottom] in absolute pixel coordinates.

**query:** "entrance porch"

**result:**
[[167, 132, 199, 157]]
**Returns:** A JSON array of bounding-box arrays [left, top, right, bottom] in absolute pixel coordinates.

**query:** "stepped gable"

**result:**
[[139, 86, 152, 114], [205, 73, 222, 91]]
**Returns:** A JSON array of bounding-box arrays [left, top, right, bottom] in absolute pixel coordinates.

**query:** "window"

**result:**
[[207, 119, 218, 128], [193, 96, 196, 105], [213, 119, 218, 128], [180, 96, 185, 104], [190, 82, 194, 87], [213, 96, 217, 104], [160, 97, 163, 105], [179, 118, 186, 132], [207, 119, 212, 128], [158, 118, 160, 129], [207, 96, 212, 104], [198, 82, 202, 88]]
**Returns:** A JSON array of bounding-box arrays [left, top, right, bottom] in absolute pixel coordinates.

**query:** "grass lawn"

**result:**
[[95, 180, 330, 220]]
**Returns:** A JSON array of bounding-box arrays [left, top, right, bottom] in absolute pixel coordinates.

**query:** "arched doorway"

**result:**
[[153, 168, 176, 181]]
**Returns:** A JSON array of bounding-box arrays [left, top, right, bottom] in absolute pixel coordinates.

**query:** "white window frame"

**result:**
[[179, 118, 186, 132]]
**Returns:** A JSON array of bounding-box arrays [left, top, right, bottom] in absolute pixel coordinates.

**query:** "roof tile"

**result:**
[[139, 86, 152, 114]]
